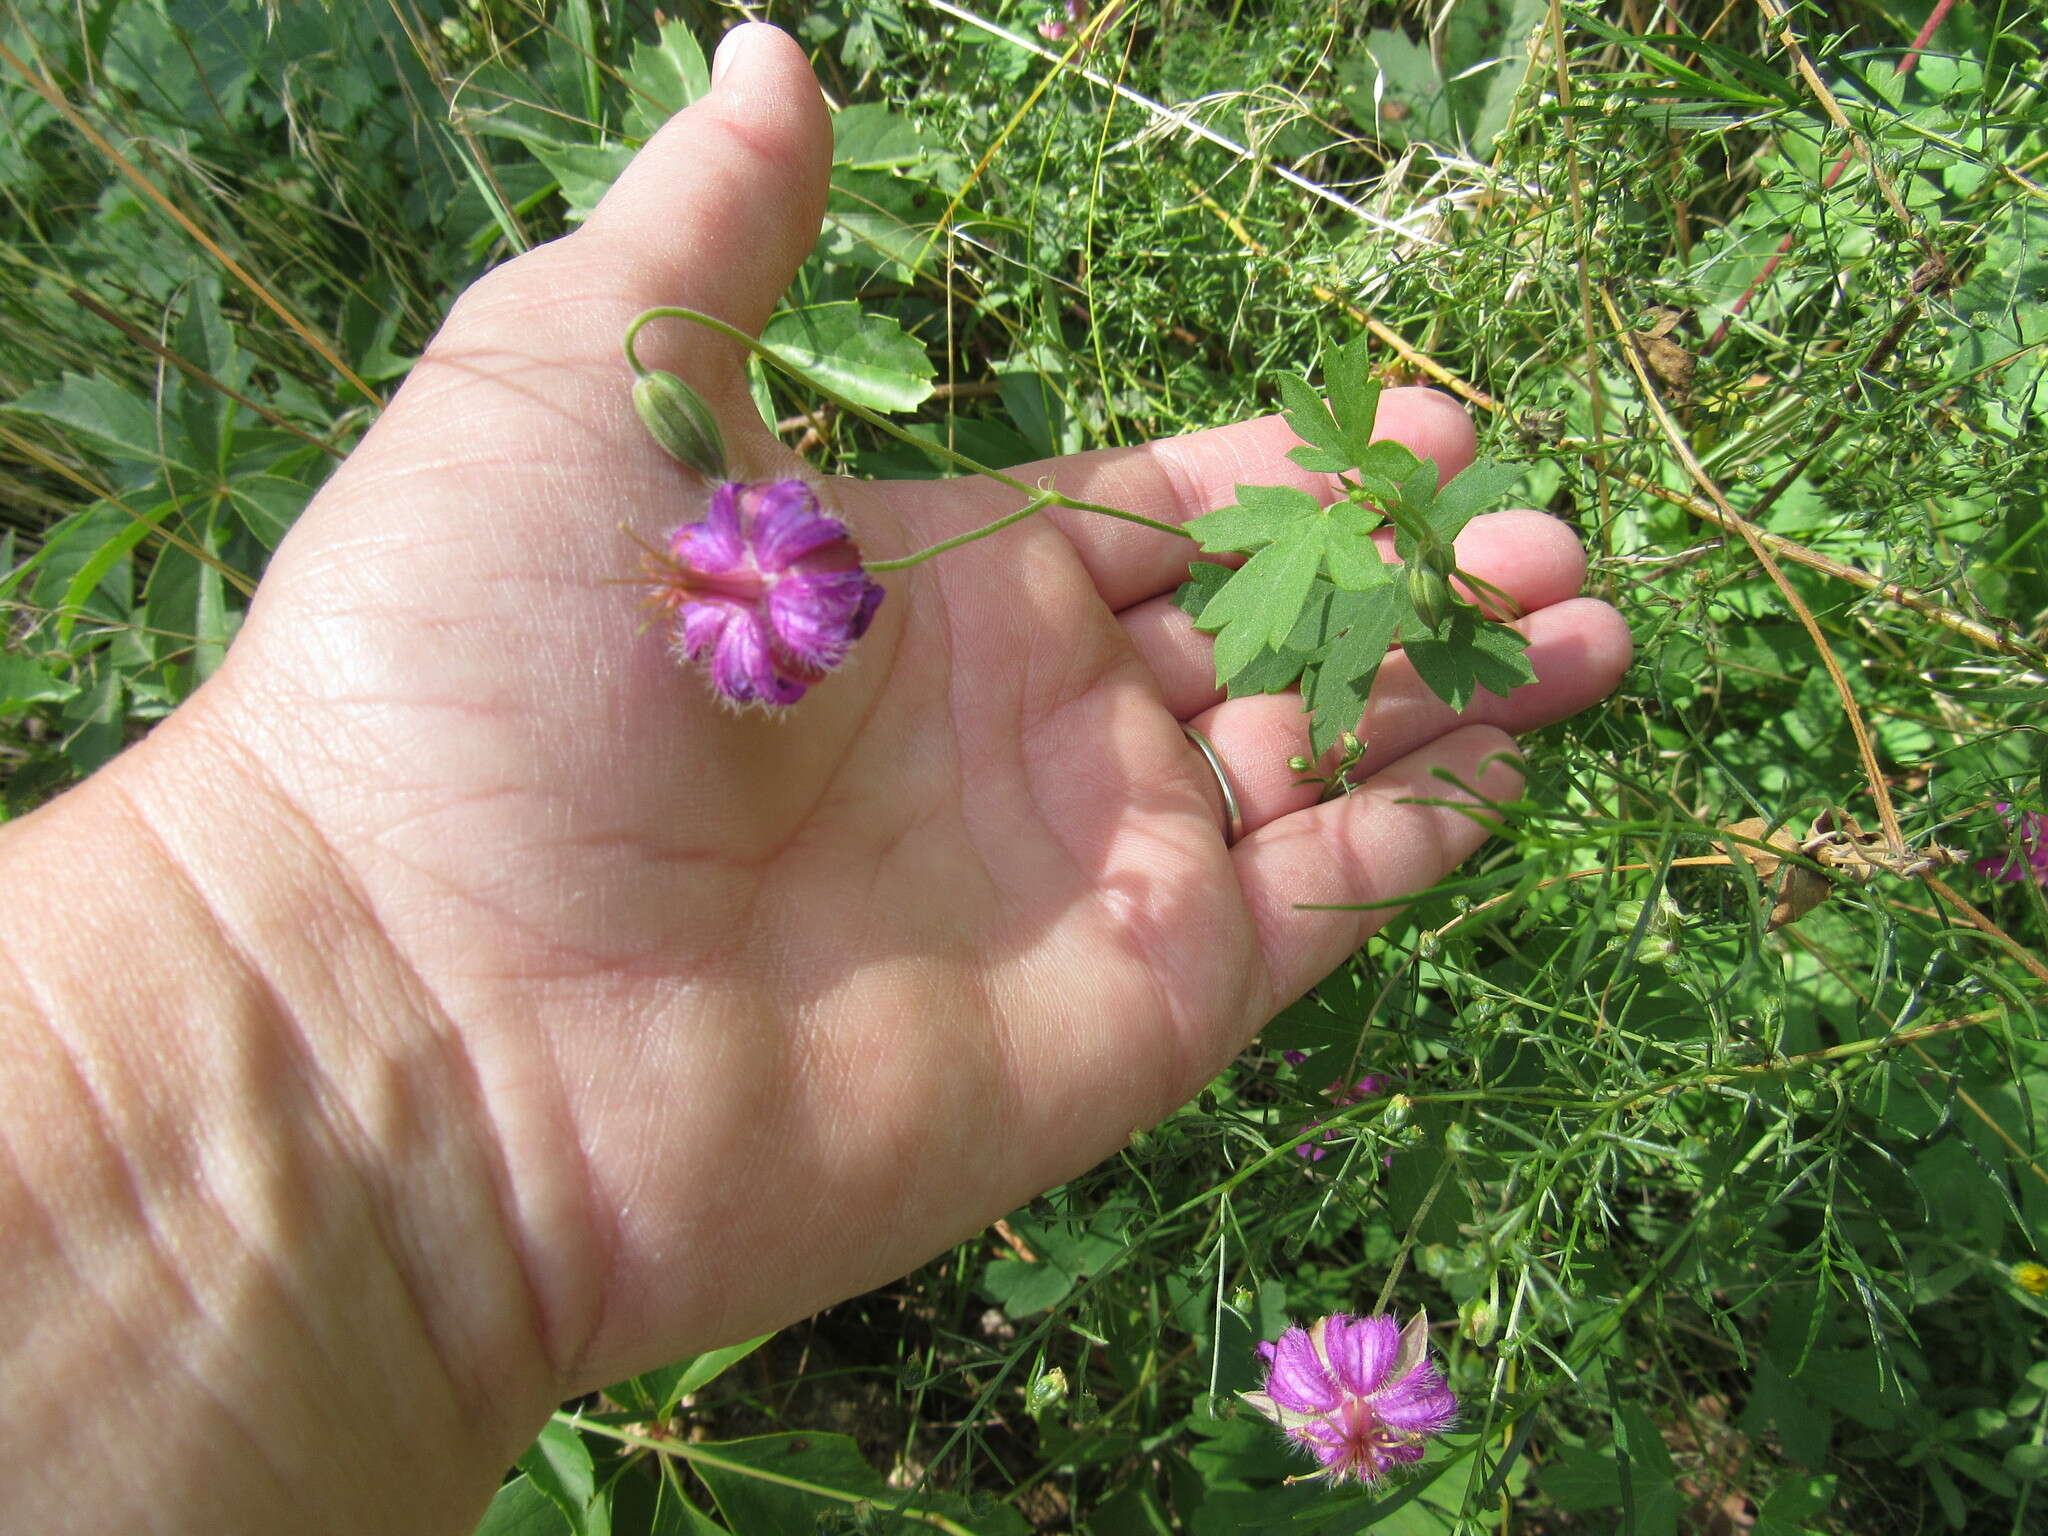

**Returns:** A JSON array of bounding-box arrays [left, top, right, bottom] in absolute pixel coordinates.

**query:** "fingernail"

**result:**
[[710, 23, 755, 86]]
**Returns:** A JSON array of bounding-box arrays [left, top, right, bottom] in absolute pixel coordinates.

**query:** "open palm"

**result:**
[[176, 26, 1629, 1394]]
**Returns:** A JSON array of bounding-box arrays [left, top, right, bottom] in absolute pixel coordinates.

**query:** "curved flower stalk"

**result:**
[[1242, 1311, 1457, 1485], [643, 478, 885, 707], [619, 306, 1190, 709]]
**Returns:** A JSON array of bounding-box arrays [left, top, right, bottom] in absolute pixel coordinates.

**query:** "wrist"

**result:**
[[0, 718, 554, 1531]]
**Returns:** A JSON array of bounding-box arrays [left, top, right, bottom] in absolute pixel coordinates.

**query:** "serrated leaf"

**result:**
[[1304, 582, 1407, 757], [1403, 610, 1534, 712], [0, 653, 79, 713], [1285, 443, 1353, 474], [1185, 482, 1321, 554], [822, 169, 941, 281], [172, 276, 238, 473], [832, 102, 927, 168], [1275, 372, 1346, 459], [622, 20, 710, 141], [7, 372, 188, 471], [474, 1474, 573, 1536], [1425, 456, 1524, 541], [1174, 561, 1232, 619], [530, 140, 634, 222], [761, 303, 935, 413], [1196, 536, 1323, 679], [1323, 500, 1390, 589], [1322, 336, 1382, 465], [519, 1419, 610, 1536], [1224, 646, 1312, 697]]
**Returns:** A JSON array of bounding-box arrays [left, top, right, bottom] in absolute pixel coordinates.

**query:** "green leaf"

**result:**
[[225, 471, 311, 547], [1224, 645, 1313, 697], [622, 20, 710, 141], [172, 276, 238, 473], [1753, 1473, 1835, 1534], [1322, 499, 1389, 589], [832, 103, 927, 168], [1275, 372, 1345, 461], [822, 170, 942, 281], [1402, 609, 1534, 713], [474, 1474, 574, 1536], [1303, 582, 1406, 757], [1322, 336, 1383, 465], [519, 1419, 611, 1536], [1174, 560, 1232, 619], [761, 303, 935, 413], [1185, 482, 1321, 554], [1423, 457, 1523, 542], [7, 372, 187, 471], [530, 140, 635, 223], [617, 1333, 775, 1421], [1196, 535, 1323, 679], [0, 653, 79, 713], [55, 499, 171, 647]]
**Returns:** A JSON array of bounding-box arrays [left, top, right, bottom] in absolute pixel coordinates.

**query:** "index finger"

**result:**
[[879, 387, 1477, 611]]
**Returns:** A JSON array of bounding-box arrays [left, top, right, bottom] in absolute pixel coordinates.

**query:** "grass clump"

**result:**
[[5, 1, 2048, 1531]]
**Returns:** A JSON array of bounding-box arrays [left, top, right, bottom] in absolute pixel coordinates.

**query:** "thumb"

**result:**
[[576, 23, 831, 374]]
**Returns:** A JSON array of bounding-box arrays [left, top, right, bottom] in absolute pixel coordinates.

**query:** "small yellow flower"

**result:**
[[2013, 1262, 2048, 1297]]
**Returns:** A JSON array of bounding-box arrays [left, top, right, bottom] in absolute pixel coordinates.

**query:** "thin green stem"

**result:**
[[561, 1415, 980, 1536], [622, 306, 1193, 542], [866, 491, 1057, 570]]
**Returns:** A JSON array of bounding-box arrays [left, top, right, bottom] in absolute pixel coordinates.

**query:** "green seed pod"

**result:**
[[1459, 1294, 1498, 1346], [1407, 558, 1454, 633], [1027, 1366, 1069, 1418], [632, 369, 727, 479]]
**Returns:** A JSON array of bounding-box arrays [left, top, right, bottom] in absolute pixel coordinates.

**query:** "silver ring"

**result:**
[[1180, 724, 1246, 848]]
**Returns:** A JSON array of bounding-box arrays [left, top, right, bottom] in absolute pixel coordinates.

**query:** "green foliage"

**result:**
[[7, 2, 2048, 1534]]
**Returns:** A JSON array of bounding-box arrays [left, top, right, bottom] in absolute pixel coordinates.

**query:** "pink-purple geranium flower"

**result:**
[[1242, 1312, 1457, 1485], [1280, 1054, 1390, 1161], [647, 478, 884, 707], [1976, 804, 2048, 887]]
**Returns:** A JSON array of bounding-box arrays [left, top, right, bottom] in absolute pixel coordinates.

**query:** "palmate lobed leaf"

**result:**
[[1175, 339, 1533, 760]]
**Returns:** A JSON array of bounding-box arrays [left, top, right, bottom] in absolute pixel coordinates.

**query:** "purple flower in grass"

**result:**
[[1296, 1074, 1389, 1161], [647, 479, 884, 707], [1242, 1312, 1457, 1486], [1976, 803, 2048, 887]]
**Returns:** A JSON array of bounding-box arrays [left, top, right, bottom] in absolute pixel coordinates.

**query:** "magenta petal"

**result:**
[[1372, 1364, 1459, 1434], [709, 610, 804, 705], [671, 483, 746, 569], [1321, 1313, 1399, 1397], [768, 571, 877, 668], [1263, 1327, 1342, 1413], [740, 481, 837, 569], [756, 508, 850, 573], [675, 599, 734, 660], [851, 578, 883, 639]]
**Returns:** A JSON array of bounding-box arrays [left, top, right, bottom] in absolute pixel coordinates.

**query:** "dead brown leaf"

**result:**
[[1722, 810, 1962, 929], [1631, 305, 1697, 401]]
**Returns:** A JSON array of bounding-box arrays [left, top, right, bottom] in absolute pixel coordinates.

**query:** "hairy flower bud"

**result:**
[[632, 369, 727, 480], [1406, 557, 1454, 633]]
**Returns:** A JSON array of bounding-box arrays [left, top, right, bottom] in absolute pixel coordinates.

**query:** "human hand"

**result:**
[[0, 22, 1627, 1531]]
